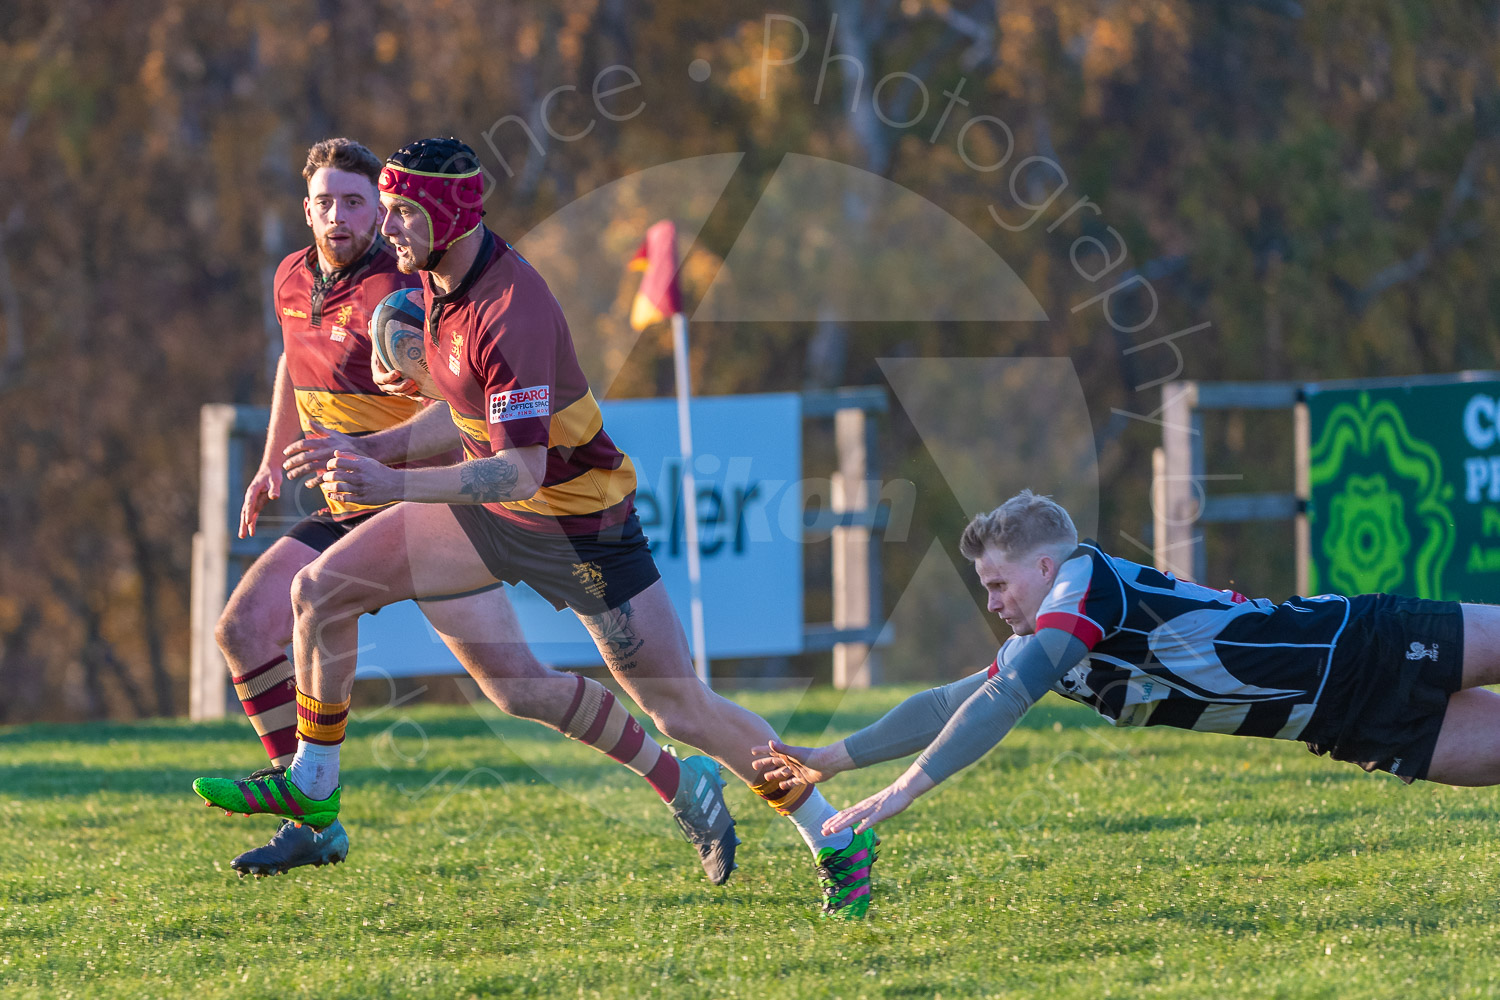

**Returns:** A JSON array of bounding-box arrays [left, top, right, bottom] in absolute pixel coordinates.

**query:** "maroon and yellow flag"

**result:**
[[628, 220, 683, 331]]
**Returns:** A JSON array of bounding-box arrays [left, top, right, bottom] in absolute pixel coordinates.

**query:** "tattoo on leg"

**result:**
[[584, 600, 646, 670], [460, 458, 520, 503]]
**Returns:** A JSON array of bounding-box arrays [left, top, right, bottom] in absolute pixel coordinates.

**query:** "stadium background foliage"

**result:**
[[2, 1, 1498, 721]]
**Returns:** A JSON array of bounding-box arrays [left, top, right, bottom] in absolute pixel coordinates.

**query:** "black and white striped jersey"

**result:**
[[994, 541, 1353, 740]]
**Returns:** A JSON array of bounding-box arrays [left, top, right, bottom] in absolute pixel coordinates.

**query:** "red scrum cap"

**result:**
[[379, 137, 485, 263]]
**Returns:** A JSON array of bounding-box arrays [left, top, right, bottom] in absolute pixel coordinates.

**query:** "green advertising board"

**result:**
[[1306, 377, 1500, 601]]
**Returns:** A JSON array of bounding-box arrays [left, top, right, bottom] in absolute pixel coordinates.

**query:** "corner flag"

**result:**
[[624, 221, 709, 685], [629, 221, 683, 331]]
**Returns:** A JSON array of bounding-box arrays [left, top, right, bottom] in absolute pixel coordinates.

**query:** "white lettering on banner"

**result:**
[[1462, 393, 1500, 503], [1464, 455, 1500, 503], [1464, 394, 1497, 449], [489, 385, 550, 423], [354, 393, 804, 670]]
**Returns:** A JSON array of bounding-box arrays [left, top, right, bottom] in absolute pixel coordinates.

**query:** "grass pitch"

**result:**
[[3, 685, 1500, 999]]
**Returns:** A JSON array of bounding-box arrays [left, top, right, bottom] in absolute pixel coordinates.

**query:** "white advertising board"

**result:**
[[355, 393, 803, 677]]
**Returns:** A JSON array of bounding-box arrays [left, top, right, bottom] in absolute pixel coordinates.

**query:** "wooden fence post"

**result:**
[[1158, 381, 1204, 581], [832, 405, 880, 688], [189, 404, 236, 720], [1294, 397, 1311, 596]]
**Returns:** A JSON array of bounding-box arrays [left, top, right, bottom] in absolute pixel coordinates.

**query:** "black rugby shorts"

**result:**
[[447, 505, 660, 616], [1302, 594, 1463, 783]]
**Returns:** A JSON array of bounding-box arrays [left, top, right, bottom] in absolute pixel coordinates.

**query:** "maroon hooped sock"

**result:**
[[231, 654, 298, 767], [558, 674, 681, 802]]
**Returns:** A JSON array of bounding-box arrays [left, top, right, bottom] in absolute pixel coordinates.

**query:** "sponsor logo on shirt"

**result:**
[[282, 307, 309, 319], [489, 385, 550, 423], [329, 325, 349, 343], [1405, 642, 1439, 661]]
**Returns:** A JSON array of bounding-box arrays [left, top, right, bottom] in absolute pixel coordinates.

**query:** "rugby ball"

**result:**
[[369, 287, 441, 399]]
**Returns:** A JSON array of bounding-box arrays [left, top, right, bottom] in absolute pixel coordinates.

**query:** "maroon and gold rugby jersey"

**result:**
[[425, 229, 636, 536], [273, 239, 435, 519]]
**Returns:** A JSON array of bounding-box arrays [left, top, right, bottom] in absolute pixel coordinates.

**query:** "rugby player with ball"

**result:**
[[201, 139, 735, 885], [201, 137, 878, 918]]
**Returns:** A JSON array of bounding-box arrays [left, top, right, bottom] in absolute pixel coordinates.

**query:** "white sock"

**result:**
[[285, 741, 341, 799], [786, 789, 854, 853]]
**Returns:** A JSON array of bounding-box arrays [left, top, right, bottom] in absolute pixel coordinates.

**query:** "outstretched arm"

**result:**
[[846, 669, 994, 766], [752, 670, 992, 790], [825, 629, 1088, 835]]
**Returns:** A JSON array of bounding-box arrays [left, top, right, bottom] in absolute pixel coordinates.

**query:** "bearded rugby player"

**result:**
[[205, 139, 733, 884]]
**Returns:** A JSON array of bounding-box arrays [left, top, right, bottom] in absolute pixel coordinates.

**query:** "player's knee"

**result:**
[[215, 600, 281, 662], [213, 606, 245, 662], [290, 562, 373, 621], [214, 599, 267, 659], [289, 566, 321, 620]]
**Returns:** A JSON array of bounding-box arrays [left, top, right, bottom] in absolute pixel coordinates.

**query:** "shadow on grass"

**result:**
[[1131, 897, 1475, 937], [1093, 814, 1202, 835], [0, 717, 251, 747], [0, 757, 677, 801], [0, 710, 578, 748]]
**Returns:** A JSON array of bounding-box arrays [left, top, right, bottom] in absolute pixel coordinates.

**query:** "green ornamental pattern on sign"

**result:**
[[1323, 473, 1411, 594], [1307, 389, 1460, 600]]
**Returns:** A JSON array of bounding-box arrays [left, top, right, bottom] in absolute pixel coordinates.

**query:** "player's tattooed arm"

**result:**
[[387, 445, 543, 504], [582, 600, 646, 671], [459, 457, 522, 503]]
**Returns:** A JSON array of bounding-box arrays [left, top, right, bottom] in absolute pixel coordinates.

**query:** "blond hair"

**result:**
[[959, 490, 1078, 561]]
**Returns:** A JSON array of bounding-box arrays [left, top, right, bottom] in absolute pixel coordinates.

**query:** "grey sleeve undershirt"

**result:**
[[912, 630, 1090, 785], [843, 670, 991, 768]]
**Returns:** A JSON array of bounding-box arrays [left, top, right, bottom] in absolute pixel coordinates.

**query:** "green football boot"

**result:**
[[815, 827, 879, 919], [193, 768, 340, 831]]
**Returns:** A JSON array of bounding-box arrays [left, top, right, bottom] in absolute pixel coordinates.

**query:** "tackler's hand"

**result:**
[[823, 783, 915, 837], [751, 739, 843, 791]]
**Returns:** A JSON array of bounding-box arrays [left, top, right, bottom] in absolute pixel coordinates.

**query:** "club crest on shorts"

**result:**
[[1405, 641, 1439, 661], [571, 561, 608, 600]]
